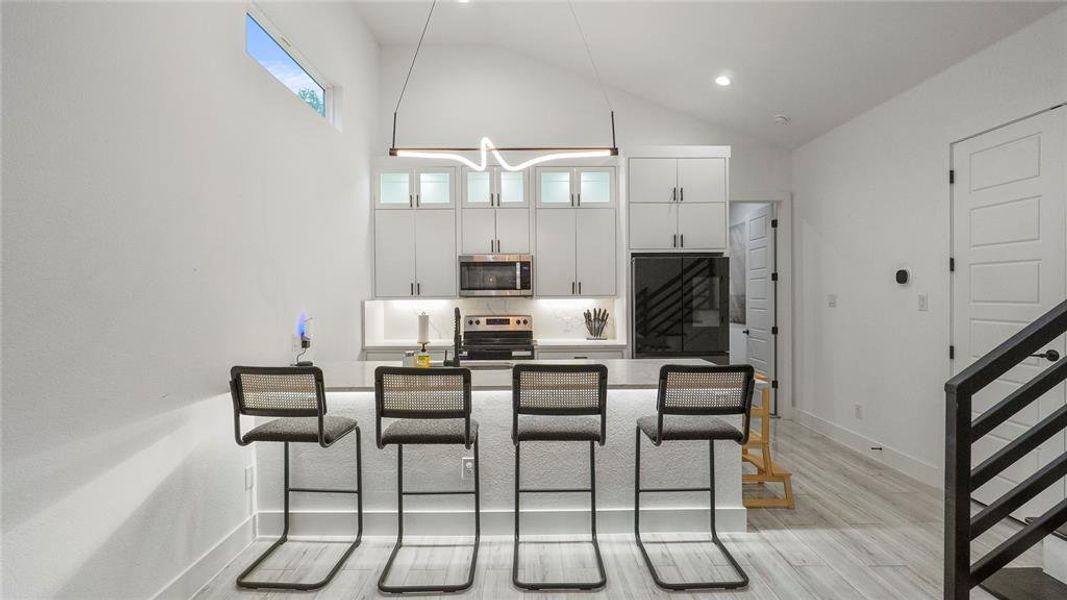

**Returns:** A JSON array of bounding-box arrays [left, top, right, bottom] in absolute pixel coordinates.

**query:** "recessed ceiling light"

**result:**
[[714, 75, 731, 87], [774, 114, 792, 125]]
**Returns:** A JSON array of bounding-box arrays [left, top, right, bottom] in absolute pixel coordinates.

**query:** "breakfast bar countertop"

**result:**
[[319, 358, 725, 392]]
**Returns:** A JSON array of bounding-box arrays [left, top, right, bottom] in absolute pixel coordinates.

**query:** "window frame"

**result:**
[[245, 4, 335, 123]]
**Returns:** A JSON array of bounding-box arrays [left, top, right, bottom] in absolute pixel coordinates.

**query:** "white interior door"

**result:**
[[629, 158, 677, 203], [414, 210, 456, 297], [953, 107, 1067, 517], [535, 209, 576, 295], [677, 158, 726, 203], [744, 204, 774, 378], [375, 210, 416, 297]]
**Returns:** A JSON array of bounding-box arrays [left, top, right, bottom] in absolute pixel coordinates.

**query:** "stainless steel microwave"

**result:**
[[458, 254, 533, 297]]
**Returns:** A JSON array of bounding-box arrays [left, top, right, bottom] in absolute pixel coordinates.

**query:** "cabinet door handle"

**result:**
[[577, 193, 581, 207], [672, 187, 677, 202], [572, 281, 576, 294], [409, 194, 413, 208], [673, 234, 677, 248], [410, 282, 414, 296], [571, 193, 575, 207], [491, 239, 494, 252], [416, 194, 420, 207], [496, 239, 501, 252], [680, 187, 684, 202], [578, 281, 582, 294], [680, 234, 684, 248], [417, 282, 421, 295]]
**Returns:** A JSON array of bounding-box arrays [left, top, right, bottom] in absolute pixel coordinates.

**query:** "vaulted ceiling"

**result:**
[[354, 1, 1062, 148]]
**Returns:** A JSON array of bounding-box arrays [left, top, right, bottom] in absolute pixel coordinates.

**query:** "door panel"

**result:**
[[744, 204, 775, 377], [414, 210, 456, 296], [537, 168, 573, 207], [577, 168, 614, 207], [375, 210, 415, 296], [377, 171, 413, 209], [463, 170, 492, 207], [498, 170, 527, 206], [416, 169, 453, 208], [677, 203, 726, 250], [633, 255, 683, 356], [535, 210, 576, 295], [495, 209, 530, 254], [677, 158, 726, 203], [952, 107, 1067, 518], [575, 209, 615, 296], [681, 256, 728, 354], [461, 209, 496, 255], [629, 158, 677, 203], [629, 203, 677, 250]]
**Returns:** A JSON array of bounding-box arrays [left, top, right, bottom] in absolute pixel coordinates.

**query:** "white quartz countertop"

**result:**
[[320, 358, 718, 392]]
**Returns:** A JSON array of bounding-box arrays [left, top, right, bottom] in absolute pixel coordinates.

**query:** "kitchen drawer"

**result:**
[[536, 350, 625, 360]]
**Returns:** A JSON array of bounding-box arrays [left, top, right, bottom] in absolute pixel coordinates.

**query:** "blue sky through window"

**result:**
[[245, 14, 325, 117]]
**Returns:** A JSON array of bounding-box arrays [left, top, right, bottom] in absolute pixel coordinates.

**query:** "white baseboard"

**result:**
[[256, 505, 748, 537], [794, 410, 941, 488], [151, 516, 254, 600]]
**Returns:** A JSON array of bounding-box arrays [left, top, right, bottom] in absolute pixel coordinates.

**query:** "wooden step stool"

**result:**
[[742, 373, 795, 509]]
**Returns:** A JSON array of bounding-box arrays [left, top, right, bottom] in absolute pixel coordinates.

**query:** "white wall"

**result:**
[[1, 2, 378, 598], [380, 44, 790, 201], [790, 8, 1067, 486]]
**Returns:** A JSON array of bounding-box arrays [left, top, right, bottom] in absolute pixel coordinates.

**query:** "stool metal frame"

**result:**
[[229, 366, 363, 591], [374, 366, 480, 594], [634, 364, 755, 591], [511, 364, 608, 591]]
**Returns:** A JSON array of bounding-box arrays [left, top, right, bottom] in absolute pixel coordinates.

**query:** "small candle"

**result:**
[[417, 312, 430, 345]]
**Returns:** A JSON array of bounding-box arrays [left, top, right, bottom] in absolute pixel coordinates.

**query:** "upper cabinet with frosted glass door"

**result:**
[[535, 167, 615, 208], [375, 168, 456, 209], [462, 167, 528, 209]]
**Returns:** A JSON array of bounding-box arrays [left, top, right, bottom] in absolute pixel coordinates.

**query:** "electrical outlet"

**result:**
[[918, 293, 929, 311], [244, 465, 255, 490], [854, 404, 863, 420], [827, 294, 838, 308], [461, 457, 475, 480]]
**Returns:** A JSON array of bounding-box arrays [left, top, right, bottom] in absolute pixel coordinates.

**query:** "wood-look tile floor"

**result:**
[[194, 420, 1037, 599]]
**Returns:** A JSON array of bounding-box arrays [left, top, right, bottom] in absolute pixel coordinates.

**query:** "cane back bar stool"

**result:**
[[511, 363, 608, 590], [634, 364, 755, 591], [374, 366, 480, 594], [229, 366, 363, 591]]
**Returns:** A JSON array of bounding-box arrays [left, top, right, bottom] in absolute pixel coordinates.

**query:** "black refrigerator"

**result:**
[[631, 253, 729, 362]]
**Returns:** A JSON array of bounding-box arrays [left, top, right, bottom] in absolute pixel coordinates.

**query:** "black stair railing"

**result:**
[[944, 299, 1067, 600]]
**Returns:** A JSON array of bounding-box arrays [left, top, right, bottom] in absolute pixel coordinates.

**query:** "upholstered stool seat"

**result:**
[[516, 414, 602, 442], [243, 415, 357, 445], [637, 414, 742, 443], [380, 418, 479, 445]]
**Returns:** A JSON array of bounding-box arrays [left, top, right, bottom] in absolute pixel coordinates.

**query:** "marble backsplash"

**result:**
[[363, 297, 625, 345]]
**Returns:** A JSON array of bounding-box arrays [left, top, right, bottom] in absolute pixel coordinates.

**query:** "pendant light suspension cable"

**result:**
[[389, 0, 617, 164]]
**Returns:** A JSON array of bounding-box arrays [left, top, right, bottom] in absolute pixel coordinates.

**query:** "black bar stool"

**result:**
[[634, 364, 755, 591], [374, 366, 480, 594], [511, 363, 608, 591], [228, 366, 363, 591]]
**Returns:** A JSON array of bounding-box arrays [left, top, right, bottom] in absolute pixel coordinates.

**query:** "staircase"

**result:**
[[944, 300, 1067, 599]]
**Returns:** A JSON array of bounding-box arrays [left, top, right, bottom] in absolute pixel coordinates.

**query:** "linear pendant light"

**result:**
[[388, 1, 618, 170]]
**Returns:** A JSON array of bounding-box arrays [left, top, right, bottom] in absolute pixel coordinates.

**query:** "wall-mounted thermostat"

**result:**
[[895, 269, 910, 285]]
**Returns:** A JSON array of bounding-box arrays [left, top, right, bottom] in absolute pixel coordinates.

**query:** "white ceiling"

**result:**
[[354, 1, 1062, 148]]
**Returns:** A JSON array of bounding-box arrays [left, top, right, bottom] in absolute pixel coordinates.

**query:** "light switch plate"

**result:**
[[827, 294, 838, 308], [918, 294, 929, 311]]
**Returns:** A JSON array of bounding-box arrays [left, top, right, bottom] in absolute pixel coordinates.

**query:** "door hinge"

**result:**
[[771, 326, 779, 335], [771, 380, 779, 389], [950, 257, 955, 272], [771, 218, 778, 228], [771, 272, 779, 282], [949, 345, 955, 360], [949, 170, 955, 185]]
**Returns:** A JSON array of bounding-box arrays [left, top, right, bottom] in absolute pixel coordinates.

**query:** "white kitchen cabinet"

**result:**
[[462, 168, 528, 208], [576, 209, 616, 296], [628, 159, 677, 203], [537, 350, 625, 360], [677, 203, 726, 250], [536, 167, 615, 208], [375, 210, 456, 297], [375, 168, 456, 209], [629, 203, 677, 250], [535, 208, 615, 296], [677, 158, 726, 203], [495, 209, 530, 253], [535, 209, 577, 295], [461, 209, 497, 254], [375, 210, 416, 297], [628, 156, 727, 250], [414, 210, 457, 296]]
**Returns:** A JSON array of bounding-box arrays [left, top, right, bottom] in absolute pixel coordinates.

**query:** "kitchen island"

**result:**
[[253, 359, 759, 538]]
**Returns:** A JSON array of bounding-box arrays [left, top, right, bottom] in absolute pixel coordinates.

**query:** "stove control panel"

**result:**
[[463, 315, 533, 332]]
